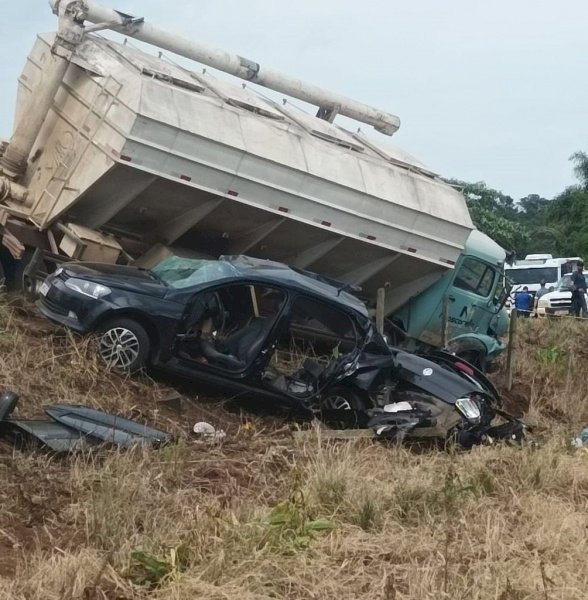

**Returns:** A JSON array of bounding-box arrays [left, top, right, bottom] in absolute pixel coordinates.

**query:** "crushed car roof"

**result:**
[[157, 255, 370, 317]]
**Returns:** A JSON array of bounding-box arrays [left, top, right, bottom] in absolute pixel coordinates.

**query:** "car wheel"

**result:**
[[98, 318, 150, 373], [322, 386, 368, 411]]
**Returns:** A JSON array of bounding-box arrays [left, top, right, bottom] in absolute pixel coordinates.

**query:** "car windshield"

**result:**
[[151, 257, 239, 289], [505, 267, 558, 285], [557, 274, 573, 291]]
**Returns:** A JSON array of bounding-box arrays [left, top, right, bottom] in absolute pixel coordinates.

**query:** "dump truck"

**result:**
[[0, 0, 509, 367]]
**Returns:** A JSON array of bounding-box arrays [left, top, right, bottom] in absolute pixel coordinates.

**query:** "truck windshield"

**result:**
[[151, 257, 239, 289], [454, 257, 496, 297], [505, 267, 558, 285]]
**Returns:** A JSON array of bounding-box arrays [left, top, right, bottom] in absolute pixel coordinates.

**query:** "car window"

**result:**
[[176, 283, 285, 371], [269, 295, 358, 382], [151, 257, 239, 289], [454, 258, 495, 297]]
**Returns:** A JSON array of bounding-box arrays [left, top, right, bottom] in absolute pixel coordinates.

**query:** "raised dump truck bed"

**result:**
[[1, 2, 473, 313]]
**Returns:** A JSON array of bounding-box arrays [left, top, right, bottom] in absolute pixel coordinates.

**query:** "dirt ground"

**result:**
[[2, 300, 588, 599]]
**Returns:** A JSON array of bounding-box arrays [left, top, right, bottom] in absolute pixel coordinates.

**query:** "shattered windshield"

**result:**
[[151, 257, 239, 289]]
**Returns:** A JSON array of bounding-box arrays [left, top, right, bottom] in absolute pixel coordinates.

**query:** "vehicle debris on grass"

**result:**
[[0, 391, 170, 453]]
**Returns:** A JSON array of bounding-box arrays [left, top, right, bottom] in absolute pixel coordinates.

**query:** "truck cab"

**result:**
[[391, 230, 509, 370]]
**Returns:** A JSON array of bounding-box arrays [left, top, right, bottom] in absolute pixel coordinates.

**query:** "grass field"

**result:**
[[1, 298, 588, 599]]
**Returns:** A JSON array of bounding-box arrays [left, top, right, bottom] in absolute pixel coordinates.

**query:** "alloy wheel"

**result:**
[[99, 327, 141, 370], [323, 394, 352, 411]]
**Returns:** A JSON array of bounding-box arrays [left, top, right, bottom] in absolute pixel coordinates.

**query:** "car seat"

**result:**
[[201, 317, 271, 370]]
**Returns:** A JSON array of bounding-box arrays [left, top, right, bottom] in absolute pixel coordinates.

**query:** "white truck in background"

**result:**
[[0, 0, 509, 368], [505, 254, 580, 313], [536, 271, 588, 316]]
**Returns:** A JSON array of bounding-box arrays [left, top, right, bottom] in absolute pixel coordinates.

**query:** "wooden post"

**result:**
[[376, 287, 385, 335], [506, 308, 518, 391], [441, 295, 449, 348]]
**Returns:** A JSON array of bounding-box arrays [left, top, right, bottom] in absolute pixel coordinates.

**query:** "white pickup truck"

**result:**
[[536, 272, 588, 316]]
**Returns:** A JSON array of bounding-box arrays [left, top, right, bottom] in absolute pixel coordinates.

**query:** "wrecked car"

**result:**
[[37, 255, 525, 446]]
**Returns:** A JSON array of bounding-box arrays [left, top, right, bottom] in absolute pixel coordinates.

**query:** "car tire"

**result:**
[[322, 385, 368, 411], [97, 318, 150, 373]]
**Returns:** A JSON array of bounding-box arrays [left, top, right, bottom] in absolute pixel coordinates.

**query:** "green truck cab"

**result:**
[[391, 230, 509, 370]]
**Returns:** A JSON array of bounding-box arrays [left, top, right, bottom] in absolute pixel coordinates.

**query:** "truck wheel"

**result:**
[[456, 350, 485, 372], [97, 318, 150, 373], [0, 247, 49, 293]]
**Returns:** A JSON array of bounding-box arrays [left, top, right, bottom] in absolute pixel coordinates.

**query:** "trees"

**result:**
[[447, 179, 530, 257], [452, 151, 588, 259]]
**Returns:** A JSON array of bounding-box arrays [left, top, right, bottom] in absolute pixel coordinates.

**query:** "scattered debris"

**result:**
[[571, 427, 588, 448], [192, 421, 226, 440], [157, 392, 187, 415], [0, 391, 170, 453]]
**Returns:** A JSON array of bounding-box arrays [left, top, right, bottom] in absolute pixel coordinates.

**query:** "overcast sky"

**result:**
[[1, 0, 586, 200]]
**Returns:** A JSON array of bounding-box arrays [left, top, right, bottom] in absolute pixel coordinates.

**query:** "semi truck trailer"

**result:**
[[0, 0, 509, 367]]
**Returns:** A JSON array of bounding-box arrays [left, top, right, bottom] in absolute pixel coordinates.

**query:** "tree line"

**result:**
[[448, 151, 588, 260]]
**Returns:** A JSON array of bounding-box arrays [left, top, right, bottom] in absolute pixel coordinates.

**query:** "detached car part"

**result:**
[[0, 392, 170, 453]]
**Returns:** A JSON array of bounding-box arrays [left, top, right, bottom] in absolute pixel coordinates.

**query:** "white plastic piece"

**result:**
[[192, 421, 226, 439], [383, 401, 413, 413]]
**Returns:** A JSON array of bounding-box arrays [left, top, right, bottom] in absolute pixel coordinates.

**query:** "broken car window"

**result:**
[[151, 257, 239, 289], [266, 295, 358, 391], [177, 283, 286, 371]]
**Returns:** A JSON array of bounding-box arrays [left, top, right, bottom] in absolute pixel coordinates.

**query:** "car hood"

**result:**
[[394, 351, 480, 403], [62, 262, 168, 298]]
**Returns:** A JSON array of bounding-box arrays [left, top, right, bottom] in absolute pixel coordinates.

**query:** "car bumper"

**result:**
[[36, 276, 108, 333], [545, 307, 571, 316]]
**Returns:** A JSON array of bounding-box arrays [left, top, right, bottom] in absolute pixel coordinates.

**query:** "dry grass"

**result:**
[[1, 298, 588, 599]]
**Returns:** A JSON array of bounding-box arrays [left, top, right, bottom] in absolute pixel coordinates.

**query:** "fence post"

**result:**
[[441, 295, 449, 348], [376, 288, 385, 335], [506, 308, 518, 391]]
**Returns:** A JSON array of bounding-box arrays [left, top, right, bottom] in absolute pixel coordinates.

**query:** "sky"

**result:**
[[0, 0, 586, 200]]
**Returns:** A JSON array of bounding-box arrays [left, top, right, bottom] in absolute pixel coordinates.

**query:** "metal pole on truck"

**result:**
[[47, 0, 400, 136]]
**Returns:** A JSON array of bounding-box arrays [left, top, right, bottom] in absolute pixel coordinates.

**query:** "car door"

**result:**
[[262, 293, 362, 400], [171, 281, 287, 383]]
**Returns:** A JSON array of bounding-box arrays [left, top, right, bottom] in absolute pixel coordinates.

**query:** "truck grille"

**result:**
[[549, 296, 571, 308]]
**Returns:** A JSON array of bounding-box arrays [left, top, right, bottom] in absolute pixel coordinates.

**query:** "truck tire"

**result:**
[[97, 317, 150, 373], [0, 247, 49, 293], [456, 349, 486, 372]]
